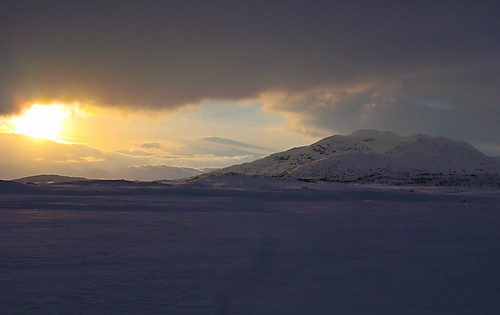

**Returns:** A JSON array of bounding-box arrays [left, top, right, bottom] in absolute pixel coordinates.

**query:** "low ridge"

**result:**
[[14, 174, 88, 184]]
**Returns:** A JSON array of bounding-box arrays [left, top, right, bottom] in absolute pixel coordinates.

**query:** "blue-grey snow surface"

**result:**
[[1, 176, 500, 314]]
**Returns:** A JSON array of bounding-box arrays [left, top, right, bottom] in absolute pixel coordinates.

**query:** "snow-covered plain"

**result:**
[[1, 176, 500, 314]]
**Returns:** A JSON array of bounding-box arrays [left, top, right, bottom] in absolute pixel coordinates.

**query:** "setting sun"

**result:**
[[12, 104, 67, 141]]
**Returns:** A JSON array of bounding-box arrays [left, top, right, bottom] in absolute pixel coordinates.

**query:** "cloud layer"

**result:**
[[0, 133, 269, 179], [261, 65, 500, 152], [1, 1, 499, 152], [1, 2, 498, 110]]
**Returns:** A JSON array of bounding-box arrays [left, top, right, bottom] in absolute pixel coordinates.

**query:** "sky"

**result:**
[[0, 0, 499, 179]]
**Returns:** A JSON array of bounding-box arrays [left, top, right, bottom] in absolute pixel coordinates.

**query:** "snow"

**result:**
[[205, 130, 500, 186], [2, 130, 500, 312], [1, 177, 500, 313]]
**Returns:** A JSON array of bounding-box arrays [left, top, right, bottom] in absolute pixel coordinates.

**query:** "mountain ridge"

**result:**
[[14, 174, 88, 184], [201, 130, 500, 186], [14, 165, 204, 183]]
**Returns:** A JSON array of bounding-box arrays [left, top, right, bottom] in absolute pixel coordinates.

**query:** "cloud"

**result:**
[[179, 138, 270, 158], [133, 137, 273, 159], [261, 64, 500, 154], [1, 1, 499, 154], [116, 150, 155, 157], [0, 133, 130, 178], [139, 142, 162, 149], [1, 1, 498, 115], [200, 137, 273, 153], [0, 133, 268, 179]]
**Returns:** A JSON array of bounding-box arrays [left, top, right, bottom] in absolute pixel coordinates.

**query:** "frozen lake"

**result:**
[[1, 177, 500, 314]]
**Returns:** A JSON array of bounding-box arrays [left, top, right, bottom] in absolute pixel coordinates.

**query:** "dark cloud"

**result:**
[[139, 142, 162, 150], [134, 137, 272, 158], [116, 150, 154, 157], [182, 140, 262, 158], [1, 1, 499, 153], [201, 137, 273, 152], [262, 67, 500, 154], [1, 0, 498, 114]]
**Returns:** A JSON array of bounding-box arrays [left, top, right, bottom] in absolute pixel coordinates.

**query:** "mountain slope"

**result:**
[[205, 130, 500, 185]]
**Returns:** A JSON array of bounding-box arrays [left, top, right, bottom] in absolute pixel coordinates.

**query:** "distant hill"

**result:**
[[14, 174, 88, 184], [113, 165, 202, 181], [0, 133, 206, 181], [202, 130, 500, 186], [13, 166, 204, 183]]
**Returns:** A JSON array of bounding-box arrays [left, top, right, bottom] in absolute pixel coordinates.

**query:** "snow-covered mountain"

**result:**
[[204, 130, 500, 186]]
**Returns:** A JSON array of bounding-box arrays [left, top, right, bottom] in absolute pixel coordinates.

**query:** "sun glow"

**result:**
[[12, 104, 68, 141]]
